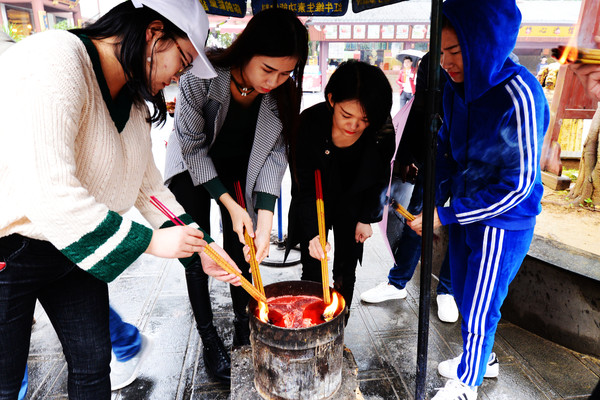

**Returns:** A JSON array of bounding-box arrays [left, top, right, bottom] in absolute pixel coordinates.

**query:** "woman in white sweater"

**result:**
[[0, 1, 240, 398]]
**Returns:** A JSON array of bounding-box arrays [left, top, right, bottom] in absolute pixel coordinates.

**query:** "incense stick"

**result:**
[[314, 170, 331, 305], [391, 199, 415, 222], [234, 181, 265, 296], [149, 196, 267, 303], [552, 46, 600, 64]]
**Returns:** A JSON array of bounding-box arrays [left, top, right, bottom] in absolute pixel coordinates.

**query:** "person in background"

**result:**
[[287, 60, 395, 322], [164, 8, 308, 383], [397, 56, 416, 108], [536, 55, 548, 75], [407, 0, 550, 398], [0, 1, 240, 398], [360, 52, 460, 325]]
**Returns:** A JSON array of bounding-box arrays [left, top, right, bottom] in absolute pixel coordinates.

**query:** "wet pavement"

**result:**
[[23, 213, 600, 400], [22, 90, 600, 399]]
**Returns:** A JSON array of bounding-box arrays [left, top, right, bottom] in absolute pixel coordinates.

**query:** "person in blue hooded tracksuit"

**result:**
[[408, 0, 550, 399]]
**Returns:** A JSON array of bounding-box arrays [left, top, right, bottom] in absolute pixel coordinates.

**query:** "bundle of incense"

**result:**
[[149, 196, 267, 304], [234, 181, 265, 296], [314, 169, 331, 305], [552, 46, 600, 64], [391, 198, 415, 222]]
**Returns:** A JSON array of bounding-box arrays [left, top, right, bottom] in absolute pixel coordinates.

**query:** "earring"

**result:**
[[147, 57, 151, 63]]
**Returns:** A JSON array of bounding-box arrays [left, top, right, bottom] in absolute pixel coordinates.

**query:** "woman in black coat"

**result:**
[[287, 60, 394, 317]]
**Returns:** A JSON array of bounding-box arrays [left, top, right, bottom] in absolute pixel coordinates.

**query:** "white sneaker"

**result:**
[[360, 282, 407, 303], [438, 352, 499, 380], [436, 294, 459, 323], [110, 334, 153, 391], [432, 379, 478, 400]]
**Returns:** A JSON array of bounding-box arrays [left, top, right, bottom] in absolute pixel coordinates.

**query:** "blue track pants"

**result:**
[[449, 223, 534, 387]]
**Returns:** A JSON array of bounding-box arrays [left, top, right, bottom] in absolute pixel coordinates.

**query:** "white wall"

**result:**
[[79, 0, 124, 20]]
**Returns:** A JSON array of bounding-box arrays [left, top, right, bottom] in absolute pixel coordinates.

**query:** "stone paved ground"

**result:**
[[24, 216, 600, 399]]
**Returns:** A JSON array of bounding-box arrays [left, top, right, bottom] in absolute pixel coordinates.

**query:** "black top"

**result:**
[[209, 95, 261, 183], [287, 102, 395, 246], [202, 95, 277, 211]]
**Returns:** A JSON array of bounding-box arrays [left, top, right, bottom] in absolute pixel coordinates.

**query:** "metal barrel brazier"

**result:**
[[248, 280, 347, 400]]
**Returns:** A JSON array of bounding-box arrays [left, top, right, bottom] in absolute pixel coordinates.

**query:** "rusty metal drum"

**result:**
[[248, 280, 347, 400]]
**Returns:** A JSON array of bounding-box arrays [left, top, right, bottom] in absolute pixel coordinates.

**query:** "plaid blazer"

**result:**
[[164, 67, 286, 221]]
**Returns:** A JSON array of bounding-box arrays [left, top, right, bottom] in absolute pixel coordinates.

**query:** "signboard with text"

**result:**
[[351, 0, 407, 13], [200, 0, 246, 17], [252, 0, 348, 16], [519, 25, 575, 38]]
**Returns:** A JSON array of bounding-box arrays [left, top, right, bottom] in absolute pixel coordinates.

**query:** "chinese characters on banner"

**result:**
[[198, 0, 411, 18], [519, 25, 575, 38], [199, 0, 246, 17], [352, 0, 408, 13], [252, 0, 348, 16]]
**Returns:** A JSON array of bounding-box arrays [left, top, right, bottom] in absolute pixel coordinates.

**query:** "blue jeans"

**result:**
[[0, 234, 111, 400], [18, 366, 27, 400], [387, 175, 452, 295], [109, 307, 141, 362]]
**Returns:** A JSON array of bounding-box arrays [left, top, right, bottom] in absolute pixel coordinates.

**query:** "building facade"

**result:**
[[1, 0, 82, 39], [305, 0, 581, 91]]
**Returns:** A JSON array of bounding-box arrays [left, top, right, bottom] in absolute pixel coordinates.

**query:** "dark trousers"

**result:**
[[388, 175, 452, 294], [300, 213, 363, 310], [168, 172, 251, 333], [0, 234, 111, 400]]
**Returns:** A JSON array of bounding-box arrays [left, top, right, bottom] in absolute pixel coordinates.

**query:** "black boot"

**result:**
[[201, 326, 231, 382], [231, 280, 251, 346], [185, 260, 231, 382], [232, 315, 251, 346]]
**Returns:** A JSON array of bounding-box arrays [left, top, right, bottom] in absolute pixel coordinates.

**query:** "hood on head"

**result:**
[[442, 0, 522, 102]]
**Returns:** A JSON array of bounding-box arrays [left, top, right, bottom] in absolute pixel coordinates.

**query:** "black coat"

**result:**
[[287, 102, 395, 249]]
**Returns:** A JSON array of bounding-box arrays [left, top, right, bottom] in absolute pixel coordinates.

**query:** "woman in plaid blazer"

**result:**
[[163, 8, 308, 383]]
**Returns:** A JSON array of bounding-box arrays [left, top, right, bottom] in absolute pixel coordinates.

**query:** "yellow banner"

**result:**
[[519, 25, 575, 38]]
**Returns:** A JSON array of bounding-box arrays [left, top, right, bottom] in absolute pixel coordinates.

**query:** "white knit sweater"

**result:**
[[0, 30, 193, 282]]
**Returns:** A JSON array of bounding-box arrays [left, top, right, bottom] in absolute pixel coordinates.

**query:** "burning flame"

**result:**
[[559, 44, 577, 64], [258, 301, 269, 323], [557, 23, 580, 65], [323, 292, 344, 322]]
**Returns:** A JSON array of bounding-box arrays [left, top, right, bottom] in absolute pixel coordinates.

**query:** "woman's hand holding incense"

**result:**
[[221, 193, 255, 244], [199, 243, 242, 286], [407, 208, 441, 236], [308, 235, 331, 260], [355, 222, 372, 243], [254, 209, 273, 263], [145, 225, 206, 258]]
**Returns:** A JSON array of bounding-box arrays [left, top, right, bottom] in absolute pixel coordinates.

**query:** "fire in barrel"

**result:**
[[248, 281, 347, 400]]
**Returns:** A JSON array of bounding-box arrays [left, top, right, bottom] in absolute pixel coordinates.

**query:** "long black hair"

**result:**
[[70, 1, 187, 125], [207, 8, 309, 157], [325, 60, 393, 134]]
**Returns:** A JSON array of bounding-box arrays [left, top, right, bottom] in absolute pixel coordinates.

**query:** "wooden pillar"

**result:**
[[320, 41, 329, 90], [30, 0, 44, 32]]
